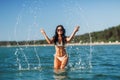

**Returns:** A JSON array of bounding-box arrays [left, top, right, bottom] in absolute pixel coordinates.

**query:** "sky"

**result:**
[[0, 0, 120, 41]]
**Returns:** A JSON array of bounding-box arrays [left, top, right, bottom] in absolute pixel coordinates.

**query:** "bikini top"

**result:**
[[55, 42, 65, 47]]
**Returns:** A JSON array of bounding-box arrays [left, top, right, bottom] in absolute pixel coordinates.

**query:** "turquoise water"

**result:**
[[0, 45, 120, 80]]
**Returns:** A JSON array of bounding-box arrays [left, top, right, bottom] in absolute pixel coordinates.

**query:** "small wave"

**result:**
[[93, 74, 120, 80], [18, 66, 42, 72]]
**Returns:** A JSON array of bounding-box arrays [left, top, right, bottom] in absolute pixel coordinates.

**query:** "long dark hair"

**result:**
[[53, 25, 66, 45]]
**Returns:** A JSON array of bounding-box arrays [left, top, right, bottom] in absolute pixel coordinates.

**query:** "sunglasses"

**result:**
[[57, 29, 63, 32]]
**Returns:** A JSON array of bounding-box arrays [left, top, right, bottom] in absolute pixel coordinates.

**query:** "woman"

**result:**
[[40, 25, 79, 69]]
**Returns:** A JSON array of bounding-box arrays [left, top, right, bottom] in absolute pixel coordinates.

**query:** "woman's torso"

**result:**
[[55, 46, 67, 57], [54, 36, 67, 57]]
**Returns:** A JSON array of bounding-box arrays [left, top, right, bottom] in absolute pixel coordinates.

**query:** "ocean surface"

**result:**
[[0, 45, 120, 80]]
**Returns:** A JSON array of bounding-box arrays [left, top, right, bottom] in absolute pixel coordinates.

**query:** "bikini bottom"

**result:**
[[54, 54, 68, 62]]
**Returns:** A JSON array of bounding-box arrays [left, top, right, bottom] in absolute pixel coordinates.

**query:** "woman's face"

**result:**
[[57, 26, 63, 35]]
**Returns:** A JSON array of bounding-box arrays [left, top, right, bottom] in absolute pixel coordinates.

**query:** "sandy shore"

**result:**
[[1, 42, 120, 47], [67, 42, 120, 46]]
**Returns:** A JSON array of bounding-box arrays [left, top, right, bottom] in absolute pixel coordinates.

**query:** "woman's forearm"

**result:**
[[43, 33, 52, 44], [67, 26, 80, 42], [68, 30, 77, 41], [40, 29, 52, 44]]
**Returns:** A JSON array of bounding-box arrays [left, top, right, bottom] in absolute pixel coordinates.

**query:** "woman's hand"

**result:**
[[40, 29, 46, 35], [66, 25, 80, 42], [40, 28, 53, 44], [74, 26, 80, 32]]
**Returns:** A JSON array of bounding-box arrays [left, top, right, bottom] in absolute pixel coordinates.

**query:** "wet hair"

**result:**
[[53, 25, 66, 45]]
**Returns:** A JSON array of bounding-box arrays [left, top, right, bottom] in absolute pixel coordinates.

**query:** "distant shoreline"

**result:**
[[0, 42, 120, 47], [67, 42, 120, 46]]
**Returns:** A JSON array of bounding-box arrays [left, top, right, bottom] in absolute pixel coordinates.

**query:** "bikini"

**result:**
[[55, 54, 67, 61], [54, 42, 68, 61]]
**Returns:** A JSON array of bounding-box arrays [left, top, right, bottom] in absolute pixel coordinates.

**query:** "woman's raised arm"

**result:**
[[66, 26, 80, 42], [40, 29, 54, 44]]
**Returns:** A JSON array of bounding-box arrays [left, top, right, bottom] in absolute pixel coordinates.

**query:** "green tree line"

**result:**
[[0, 24, 120, 46], [73, 24, 120, 43]]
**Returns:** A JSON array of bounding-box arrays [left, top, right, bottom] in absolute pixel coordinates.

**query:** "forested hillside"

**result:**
[[72, 24, 120, 43], [0, 25, 120, 46]]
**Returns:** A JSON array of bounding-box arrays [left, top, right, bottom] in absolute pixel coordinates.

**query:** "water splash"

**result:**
[[13, 0, 93, 71], [13, 0, 42, 71], [79, 8, 93, 69], [15, 49, 22, 70], [34, 45, 41, 67], [63, 1, 93, 71]]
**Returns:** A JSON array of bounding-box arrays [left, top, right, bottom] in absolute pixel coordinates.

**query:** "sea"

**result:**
[[0, 45, 120, 80]]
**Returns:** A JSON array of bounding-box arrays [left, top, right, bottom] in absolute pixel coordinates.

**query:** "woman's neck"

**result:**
[[58, 35, 62, 43], [58, 34, 62, 37], [58, 35, 62, 39]]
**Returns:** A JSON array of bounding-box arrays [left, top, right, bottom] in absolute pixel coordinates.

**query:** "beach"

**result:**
[[0, 41, 120, 48]]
